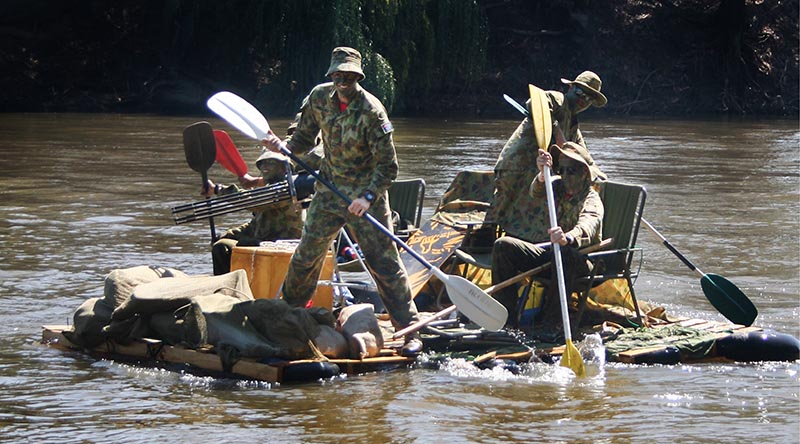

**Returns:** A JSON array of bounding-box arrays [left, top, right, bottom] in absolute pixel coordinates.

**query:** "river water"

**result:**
[[0, 113, 798, 443]]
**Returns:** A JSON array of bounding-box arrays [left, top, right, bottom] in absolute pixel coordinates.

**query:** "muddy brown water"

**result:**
[[0, 113, 797, 443]]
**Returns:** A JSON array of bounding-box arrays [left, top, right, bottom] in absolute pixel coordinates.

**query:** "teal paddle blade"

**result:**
[[701, 273, 758, 326]]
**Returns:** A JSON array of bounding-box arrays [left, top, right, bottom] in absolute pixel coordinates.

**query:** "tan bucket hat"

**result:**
[[256, 148, 289, 169], [325, 46, 365, 80], [552, 141, 607, 181], [561, 71, 607, 107]]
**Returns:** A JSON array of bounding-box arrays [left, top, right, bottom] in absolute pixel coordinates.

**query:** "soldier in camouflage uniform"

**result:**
[[491, 142, 604, 331], [261, 47, 423, 356], [204, 150, 304, 275], [491, 71, 608, 242]]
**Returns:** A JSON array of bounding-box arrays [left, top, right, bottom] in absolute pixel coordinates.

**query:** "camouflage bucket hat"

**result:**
[[256, 148, 289, 169], [325, 46, 365, 80], [552, 141, 607, 181], [561, 71, 607, 107]]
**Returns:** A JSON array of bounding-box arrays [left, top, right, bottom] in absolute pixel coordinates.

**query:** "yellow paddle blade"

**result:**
[[528, 84, 552, 150], [560, 339, 586, 377]]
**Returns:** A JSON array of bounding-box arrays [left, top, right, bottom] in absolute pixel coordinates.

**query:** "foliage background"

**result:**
[[0, 0, 796, 117]]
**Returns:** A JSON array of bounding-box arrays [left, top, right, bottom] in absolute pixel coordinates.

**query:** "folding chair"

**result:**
[[388, 178, 426, 238], [435, 171, 499, 282], [572, 181, 647, 330]]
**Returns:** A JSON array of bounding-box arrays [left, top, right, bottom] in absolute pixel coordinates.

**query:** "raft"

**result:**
[[40, 170, 799, 384], [41, 311, 799, 384]]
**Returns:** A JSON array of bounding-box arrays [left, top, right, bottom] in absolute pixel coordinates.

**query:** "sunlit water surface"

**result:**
[[0, 113, 797, 443]]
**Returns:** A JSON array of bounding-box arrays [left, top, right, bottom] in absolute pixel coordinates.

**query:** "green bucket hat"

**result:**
[[561, 71, 607, 107], [552, 141, 607, 181], [256, 148, 289, 170], [325, 46, 365, 80]]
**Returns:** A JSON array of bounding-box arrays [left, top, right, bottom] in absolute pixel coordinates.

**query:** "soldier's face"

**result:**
[[558, 158, 589, 194], [331, 71, 359, 100], [259, 161, 286, 183], [567, 86, 592, 113]]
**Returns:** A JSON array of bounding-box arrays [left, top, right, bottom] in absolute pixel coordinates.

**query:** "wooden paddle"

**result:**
[[213, 129, 248, 177], [207, 91, 508, 331], [182, 121, 218, 243], [502, 93, 758, 327], [641, 218, 757, 326], [529, 84, 585, 377]]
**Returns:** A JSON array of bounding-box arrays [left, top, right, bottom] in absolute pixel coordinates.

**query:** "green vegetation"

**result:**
[[0, 0, 795, 116]]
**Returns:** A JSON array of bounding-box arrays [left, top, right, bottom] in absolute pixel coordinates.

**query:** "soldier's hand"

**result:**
[[536, 148, 552, 182], [261, 130, 285, 154], [201, 179, 216, 198], [349, 197, 371, 217], [238, 173, 260, 188], [548, 226, 568, 246]]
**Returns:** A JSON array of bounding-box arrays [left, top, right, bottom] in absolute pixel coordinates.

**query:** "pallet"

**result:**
[[41, 325, 414, 384]]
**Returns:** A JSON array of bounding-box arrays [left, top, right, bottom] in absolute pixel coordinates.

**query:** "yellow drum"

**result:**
[[230, 241, 334, 310]]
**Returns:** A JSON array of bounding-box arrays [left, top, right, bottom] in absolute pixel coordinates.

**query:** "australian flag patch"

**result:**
[[381, 121, 394, 134]]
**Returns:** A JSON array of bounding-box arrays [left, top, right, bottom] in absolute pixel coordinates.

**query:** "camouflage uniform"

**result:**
[[491, 165, 604, 327], [491, 91, 585, 242], [211, 154, 304, 275], [282, 81, 420, 328]]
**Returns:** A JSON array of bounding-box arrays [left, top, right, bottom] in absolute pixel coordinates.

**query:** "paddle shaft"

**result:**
[[543, 167, 573, 342], [173, 181, 290, 212], [200, 172, 218, 243], [174, 192, 292, 224], [277, 143, 440, 275], [641, 217, 705, 276], [391, 238, 615, 338], [206, 90, 506, 330]]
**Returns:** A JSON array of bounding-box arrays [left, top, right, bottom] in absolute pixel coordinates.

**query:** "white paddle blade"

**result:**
[[443, 274, 508, 331], [207, 91, 270, 140]]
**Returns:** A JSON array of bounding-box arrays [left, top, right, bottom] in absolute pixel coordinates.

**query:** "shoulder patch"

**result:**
[[381, 121, 394, 134]]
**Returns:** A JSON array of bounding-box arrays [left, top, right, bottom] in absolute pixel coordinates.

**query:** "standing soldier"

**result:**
[[492, 71, 608, 242], [261, 46, 423, 356]]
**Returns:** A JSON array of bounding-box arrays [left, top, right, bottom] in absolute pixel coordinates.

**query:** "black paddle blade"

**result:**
[[701, 273, 758, 326], [183, 121, 216, 174]]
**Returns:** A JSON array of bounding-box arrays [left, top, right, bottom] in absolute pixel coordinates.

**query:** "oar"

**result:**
[[640, 218, 757, 326], [207, 91, 508, 331], [392, 238, 613, 339], [502, 93, 756, 327], [172, 185, 292, 224], [213, 130, 249, 177], [182, 121, 218, 243], [529, 84, 585, 377]]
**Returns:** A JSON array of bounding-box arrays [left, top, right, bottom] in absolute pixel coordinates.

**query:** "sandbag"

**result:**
[[241, 299, 326, 359], [103, 265, 187, 308], [63, 297, 114, 348], [337, 304, 384, 359], [313, 325, 348, 358], [111, 269, 253, 321]]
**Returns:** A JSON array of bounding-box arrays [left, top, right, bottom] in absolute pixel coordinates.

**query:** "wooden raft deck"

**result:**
[[41, 325, 414, 384]]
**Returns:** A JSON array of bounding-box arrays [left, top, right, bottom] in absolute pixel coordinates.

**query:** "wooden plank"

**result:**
[[41, 325, 414, 382]]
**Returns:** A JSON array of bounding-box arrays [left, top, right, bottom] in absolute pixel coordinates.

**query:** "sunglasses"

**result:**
[[331, 72, 360, 82], [558, 165, 583, 176], [574, 87, 591, 101]]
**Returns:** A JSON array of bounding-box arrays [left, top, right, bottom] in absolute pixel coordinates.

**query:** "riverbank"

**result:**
[[0, 1, 796, 117]]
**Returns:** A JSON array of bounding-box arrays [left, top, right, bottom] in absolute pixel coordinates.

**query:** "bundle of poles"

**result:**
[[172, 174, 315, 225]]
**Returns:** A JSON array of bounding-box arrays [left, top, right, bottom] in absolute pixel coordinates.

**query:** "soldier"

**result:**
[[261, 47, 423, 356], [491, 142, 604, 331], [204, 150, 303, 275], [492, 71, 608, 242]]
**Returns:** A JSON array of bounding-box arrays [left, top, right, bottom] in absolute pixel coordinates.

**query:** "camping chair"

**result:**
[[572, 180, 647, 331], [432, 171, 499, 282], [388, 178, 426, 238]]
